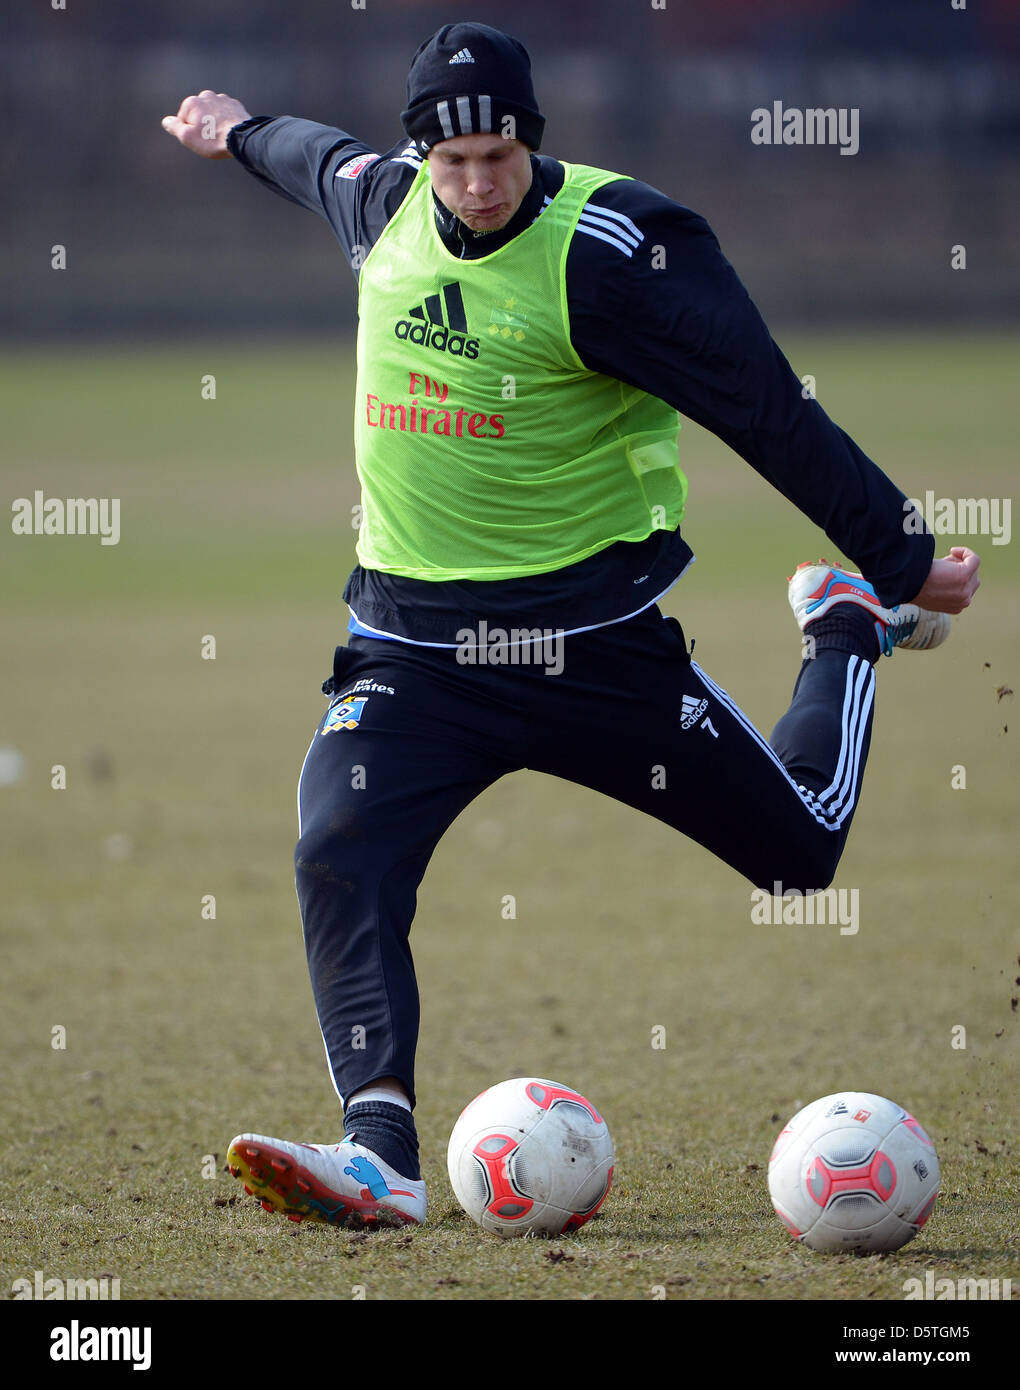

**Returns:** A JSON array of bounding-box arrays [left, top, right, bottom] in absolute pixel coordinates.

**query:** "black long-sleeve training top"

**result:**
[[226, 116, 934, 643]]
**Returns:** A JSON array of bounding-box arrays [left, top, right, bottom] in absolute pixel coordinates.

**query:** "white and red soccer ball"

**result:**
[[448, 1077, 614, 1237], [768, 1091, 939, 1253]]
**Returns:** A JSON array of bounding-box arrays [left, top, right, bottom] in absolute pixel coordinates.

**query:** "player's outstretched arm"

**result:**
[[161, 91, 252, 159], [909, 546, 981, 614]]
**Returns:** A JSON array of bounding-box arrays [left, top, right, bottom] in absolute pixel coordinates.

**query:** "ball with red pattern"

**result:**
[[768, 1091, 939, 1253], [448, 1077, 614, 1237]]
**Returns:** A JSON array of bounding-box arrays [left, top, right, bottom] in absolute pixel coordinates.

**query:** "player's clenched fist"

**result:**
[[161, 90, 252, 158], [910, 546, 981, 615]]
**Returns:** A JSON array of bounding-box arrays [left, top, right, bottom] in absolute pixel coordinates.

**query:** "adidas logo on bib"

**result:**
[[393, 281, 480, 359]]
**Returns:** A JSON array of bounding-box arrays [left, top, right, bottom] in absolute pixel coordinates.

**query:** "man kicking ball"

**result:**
[[163, 22, 980, 1228]]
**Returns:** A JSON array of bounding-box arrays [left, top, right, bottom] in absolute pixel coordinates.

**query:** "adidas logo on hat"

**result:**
[[401, 25, 545, 154]]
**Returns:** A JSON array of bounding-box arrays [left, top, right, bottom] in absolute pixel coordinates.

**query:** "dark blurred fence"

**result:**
[[3, 0, 1018, 336]]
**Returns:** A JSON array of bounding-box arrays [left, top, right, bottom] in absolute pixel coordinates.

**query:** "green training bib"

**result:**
[[354, 159, 686, 580]]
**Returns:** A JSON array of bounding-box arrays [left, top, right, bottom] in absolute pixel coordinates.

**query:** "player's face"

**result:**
[[428, 134, 533, 233]]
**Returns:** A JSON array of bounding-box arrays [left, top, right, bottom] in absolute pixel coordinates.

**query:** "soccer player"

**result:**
[[162, 22, 980, 1228]]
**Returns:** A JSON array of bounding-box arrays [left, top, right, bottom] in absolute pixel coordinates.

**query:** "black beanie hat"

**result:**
[[401, 22, 545, 154]]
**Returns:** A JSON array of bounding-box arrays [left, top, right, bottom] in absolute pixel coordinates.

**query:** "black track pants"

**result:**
[[295, 608, 875, 1106]]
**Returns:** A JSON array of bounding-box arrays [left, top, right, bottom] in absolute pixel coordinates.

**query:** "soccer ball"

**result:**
[[768, 1091, 940, 1253], [447, 1077, 614, 1237]]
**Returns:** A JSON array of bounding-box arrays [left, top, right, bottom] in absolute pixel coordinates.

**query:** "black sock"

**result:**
[[804, 609, 879, 663], [771, 644, 876, 805], [343, 1101, 421, 1181]]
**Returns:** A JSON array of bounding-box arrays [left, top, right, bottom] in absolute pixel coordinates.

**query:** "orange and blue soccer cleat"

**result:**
[[788, 561, 950, 657]]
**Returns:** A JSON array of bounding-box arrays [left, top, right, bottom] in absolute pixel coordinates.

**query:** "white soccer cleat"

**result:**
[[227, 1133, 426, 1228], [789, 561, 950, 656]]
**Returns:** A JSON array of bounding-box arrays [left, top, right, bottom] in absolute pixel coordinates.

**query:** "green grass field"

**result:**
[[1, 334, 1017, 1305]]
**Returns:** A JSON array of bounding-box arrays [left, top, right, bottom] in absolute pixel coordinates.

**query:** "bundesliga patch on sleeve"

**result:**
[[335, 152, 380, 180]]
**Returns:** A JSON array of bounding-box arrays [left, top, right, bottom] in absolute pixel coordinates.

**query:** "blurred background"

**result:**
[[4, 0, 1019, 337]]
